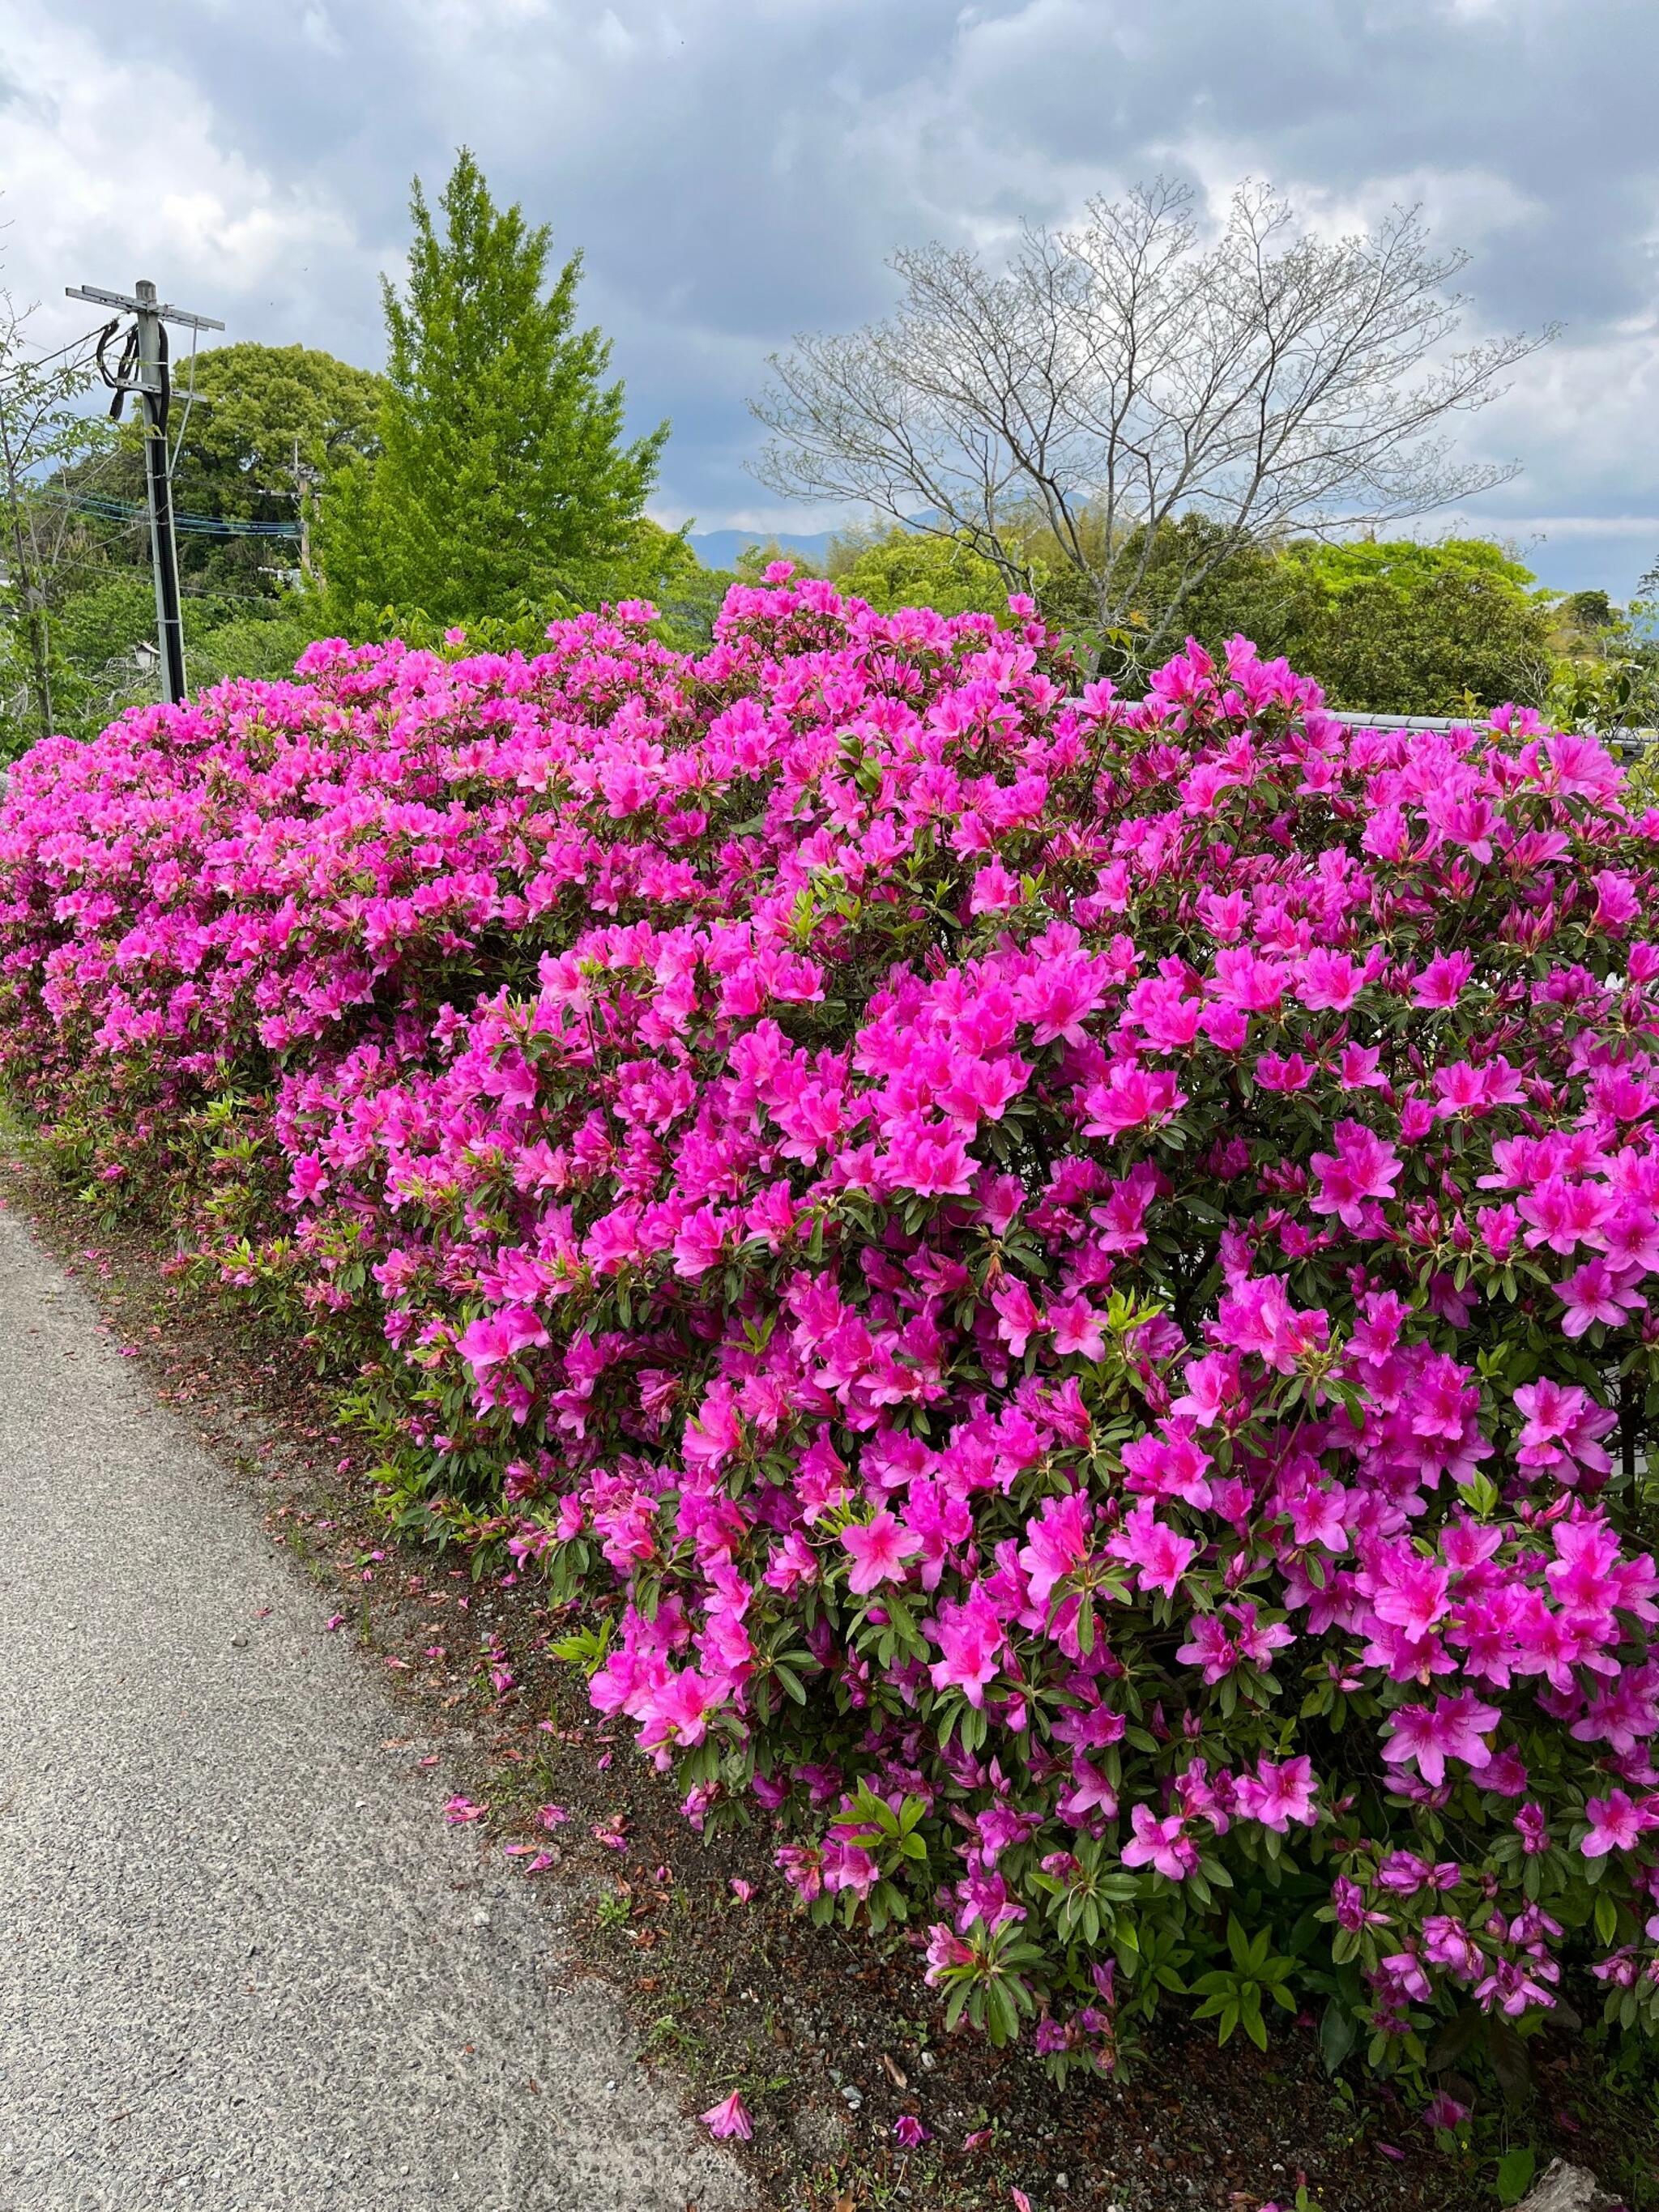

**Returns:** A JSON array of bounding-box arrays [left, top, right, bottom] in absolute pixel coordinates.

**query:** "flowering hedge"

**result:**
[[4, 577, 1659, 2087]]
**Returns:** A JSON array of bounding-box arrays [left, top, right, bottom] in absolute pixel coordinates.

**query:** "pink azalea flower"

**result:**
[[1382, 1694, 1503, 1788], [700, 2091, 753, 2140], [1423, 2091, 1469, 2133], [1121, 1804, 1197, 1882], [1080, 1063, 1187, 1138], [1308, 1119, 1401, 1232], [927, 1584, 1009, 1708], [1514, 1377, 1617, 1482], [1557, 1256, 1645, 1338], [840, 1510, 922, 1596], [1235, 1755, 1318, 1832], [1109, 1501, 1198, 1598], [1047, 1293, 1106, 1358], [1581, 1788, 1653, 1858]]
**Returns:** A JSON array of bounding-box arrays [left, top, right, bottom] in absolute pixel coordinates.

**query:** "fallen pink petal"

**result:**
[[699, 2091, 753, 2141]]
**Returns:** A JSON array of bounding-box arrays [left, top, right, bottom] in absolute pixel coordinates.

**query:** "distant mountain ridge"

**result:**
[[685, 527, 839, 571]]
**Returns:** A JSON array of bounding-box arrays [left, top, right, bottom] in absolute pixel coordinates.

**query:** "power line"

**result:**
[[34, 486, 300, 539], [20, 322, 109, 373]]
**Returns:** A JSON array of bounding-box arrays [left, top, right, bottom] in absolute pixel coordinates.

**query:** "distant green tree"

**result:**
[[53, 342, 383, 598], [829, 526, 1005, 617], [1555, 588, 1618, 637], [1114, 515, 1320, 667], [729, 539, 824, 584], [999, 510, 1317, 673], [1004, 517, 1554, 712], [633, 523, 732, 645], [1542, 582, 1659, 736], [319, 148, 667, 631], [32, 571, 309, 737], [1269, 539, 1554, 713]]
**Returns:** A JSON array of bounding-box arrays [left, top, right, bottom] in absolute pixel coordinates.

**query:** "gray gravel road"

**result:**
[[0, 1200, 750, 2212]]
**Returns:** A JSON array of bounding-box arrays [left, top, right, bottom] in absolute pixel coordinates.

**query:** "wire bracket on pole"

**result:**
[[66, 280, 224, 708], [66, 284, 225, 335]]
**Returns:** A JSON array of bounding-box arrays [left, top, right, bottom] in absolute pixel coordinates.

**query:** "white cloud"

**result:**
[[2, 0, 1656, 583], [1277, 166, 1544, 253], [0, 4, 377, 353]]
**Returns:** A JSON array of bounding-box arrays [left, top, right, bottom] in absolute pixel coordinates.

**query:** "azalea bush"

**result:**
[[4, 576, 1659, 2093]]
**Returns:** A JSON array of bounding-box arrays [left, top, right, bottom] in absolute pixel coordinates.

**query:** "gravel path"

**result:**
[[0, 1199, 750, 2212]]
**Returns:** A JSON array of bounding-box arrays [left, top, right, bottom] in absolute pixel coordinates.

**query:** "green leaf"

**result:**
[[1495, 2147, 1536, 2207], [1318, 2000, 1358, 2077], [1486, 2018, 1533, 2108]]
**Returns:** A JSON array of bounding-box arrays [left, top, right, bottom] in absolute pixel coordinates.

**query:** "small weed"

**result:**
[[641, 2008, 706, 2065]]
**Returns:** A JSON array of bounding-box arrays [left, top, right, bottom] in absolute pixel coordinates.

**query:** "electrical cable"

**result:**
[[17, 322, 109, 373], [30, 486, 301, 538], [98, 322, 140, 420], [168, 322, 200, 478]]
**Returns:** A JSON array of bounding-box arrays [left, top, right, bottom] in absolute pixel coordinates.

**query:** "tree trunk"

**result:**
[[22, 591, 54, 744]]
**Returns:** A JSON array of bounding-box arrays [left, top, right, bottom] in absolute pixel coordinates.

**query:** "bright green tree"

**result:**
[[829, 525, 1006, 618], [1269, 539, 1555, 714], [1032, 522, 1555, 714], [1030, 512, 1320, 669], [35, 572, 313, 736], [319, 149, 667, 631]]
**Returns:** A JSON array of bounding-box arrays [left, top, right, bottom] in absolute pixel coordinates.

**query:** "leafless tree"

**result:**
[[0, 287, 111, 748], [752, 180, 1554, 663]]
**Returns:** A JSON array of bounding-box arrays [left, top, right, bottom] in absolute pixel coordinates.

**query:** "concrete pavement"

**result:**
[[0, 1199, 750, 2212]]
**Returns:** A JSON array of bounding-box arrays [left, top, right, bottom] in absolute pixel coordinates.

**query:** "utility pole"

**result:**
[[66, 278, 224, 706], [292, 433, 319, 585]]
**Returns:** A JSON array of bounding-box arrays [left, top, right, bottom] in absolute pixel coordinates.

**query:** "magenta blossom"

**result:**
[[700, 2091, 753, 2140], [1382, 1695, 1503, 1788], [1235, 1755, 1318, 1833], [8, 582, 1659, 2082], [840, 1510, 922, 1596], [1121, 1805, 1200, 1882], [1582, 1789, 1655, 1858]]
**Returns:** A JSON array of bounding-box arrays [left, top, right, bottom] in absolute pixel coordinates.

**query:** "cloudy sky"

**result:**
[[2, 0, 1655, 590]]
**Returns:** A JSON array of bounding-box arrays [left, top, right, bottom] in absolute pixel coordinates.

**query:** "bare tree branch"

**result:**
[[0, 288, 115, 748], [751, 179, 1555, 663]]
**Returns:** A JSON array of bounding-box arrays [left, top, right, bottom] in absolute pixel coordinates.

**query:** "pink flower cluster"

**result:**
[[6, 578, 1659, 2070]]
